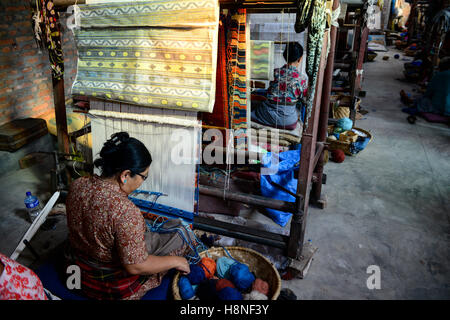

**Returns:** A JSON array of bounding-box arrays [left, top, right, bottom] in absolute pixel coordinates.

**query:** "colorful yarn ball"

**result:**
[[337, 117, 353, 131], [187, 264, 206, 285], [243, 290, 268, 300], [216, 256, 236, 279], [199, 257, 216, 279], [196, 279, 219, 301], [331, 149, 345, 163], [216, 279, 235, 291], [229, 262, 255, 291], [178, 276, 195, 300], [252, 278, 269, 296], [217, 286, 243, 300]]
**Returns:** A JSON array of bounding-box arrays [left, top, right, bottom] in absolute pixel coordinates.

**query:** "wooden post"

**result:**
[[288, 30, 329, 259], [312, 0, 340, 205], [52, 76, 70, 154], [354, 26, 368, 92]]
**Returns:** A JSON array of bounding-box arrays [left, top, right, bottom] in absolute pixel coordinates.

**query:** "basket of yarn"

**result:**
[[326, 125, 372, 156], [172, 246, 281, 300]]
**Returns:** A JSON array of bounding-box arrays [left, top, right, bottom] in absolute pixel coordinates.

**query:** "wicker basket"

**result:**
[[172, 246, 281, 300], [330, 95, 361, 120], [327, 126, 372, 156]]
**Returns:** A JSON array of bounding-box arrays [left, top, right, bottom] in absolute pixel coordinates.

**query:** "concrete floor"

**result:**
[[0, 47, 448, 299]]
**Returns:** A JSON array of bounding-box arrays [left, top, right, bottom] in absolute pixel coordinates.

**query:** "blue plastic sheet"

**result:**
[[260, 148, 301, 227]]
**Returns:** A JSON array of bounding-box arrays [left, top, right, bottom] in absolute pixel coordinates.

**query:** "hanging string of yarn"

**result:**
[[216, 279, 235, 291], [243, 290, 268, 300], [229, 262, 256, 291], [216, 256, 237, 279], [187, 264, 206, 285], [217, 286, 243, 300], [294, 0, 315, 33], [178, 276, 195, 300], [336, 117, 353, 131], [251, 278, 269, 296], [304, 0, 328, 129], [199, 257, 216, 279]]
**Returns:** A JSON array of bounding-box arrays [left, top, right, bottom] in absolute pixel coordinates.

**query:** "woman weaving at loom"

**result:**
[[64, 132, 192, 300], [251, 42, 308, 130]]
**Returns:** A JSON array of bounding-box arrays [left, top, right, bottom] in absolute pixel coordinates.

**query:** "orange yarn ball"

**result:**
[[200, 257, 216, 279], [252, 278, 269, 296], [216, 279, 235, 291]]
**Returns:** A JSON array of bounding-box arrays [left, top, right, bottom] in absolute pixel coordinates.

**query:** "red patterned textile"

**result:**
[[0, 253, 48, 300]]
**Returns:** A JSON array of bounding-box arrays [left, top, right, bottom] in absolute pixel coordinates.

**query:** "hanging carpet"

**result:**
[[71, 0, 219, 113]]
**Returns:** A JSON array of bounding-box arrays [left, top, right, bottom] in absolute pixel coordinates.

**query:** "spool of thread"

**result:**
[[252, 278, 269, 296], [178, 276, 195, 300], [229, 262, 255, 291], [199, 257, 216, 279], [196, 279, 218, 301], [216, 256, 236, 279], [216, 279, 235, 291], [187, 264, 206, 285], [331, 149, 345, 163], [336, 117, 353, 131], [217, 287, 243, 300], [243, 290, 269, 300]]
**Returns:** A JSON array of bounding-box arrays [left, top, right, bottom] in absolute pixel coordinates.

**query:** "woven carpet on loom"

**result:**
[[71, 0, 219, 113], [227, 9, 248, 148]]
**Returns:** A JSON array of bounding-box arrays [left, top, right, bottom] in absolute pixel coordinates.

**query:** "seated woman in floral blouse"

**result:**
[[65, 132, 191, 300], [251, 42, 308, 130]]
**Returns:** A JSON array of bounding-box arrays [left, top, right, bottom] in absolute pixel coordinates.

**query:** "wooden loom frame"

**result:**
[[48, 0, 340, 276], [195, 0, 340, 275]]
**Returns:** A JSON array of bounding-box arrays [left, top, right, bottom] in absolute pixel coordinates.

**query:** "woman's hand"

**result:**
[[173, 256, 190, 275]]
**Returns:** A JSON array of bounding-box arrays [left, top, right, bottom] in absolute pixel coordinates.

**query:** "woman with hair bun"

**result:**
[[65, 132, 191, 300], [251, 42, 308, 130]]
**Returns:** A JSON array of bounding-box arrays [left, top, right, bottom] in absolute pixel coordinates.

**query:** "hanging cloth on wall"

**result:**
[[71, 0, 219, 113], [33, 0, 65, 79], [304, 0, 327, 129]]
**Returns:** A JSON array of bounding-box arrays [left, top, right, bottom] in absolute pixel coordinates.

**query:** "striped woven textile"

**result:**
[[71, 0, 219, 113], [250, 40, 274, 81], [226, 9, 248, 148]]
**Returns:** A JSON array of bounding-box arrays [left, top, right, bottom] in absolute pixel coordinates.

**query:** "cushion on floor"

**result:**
[[34, 258, 174, 300]]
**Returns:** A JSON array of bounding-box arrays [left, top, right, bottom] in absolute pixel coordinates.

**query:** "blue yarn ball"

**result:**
[[337, 117, 353, 131], [216, 257, 237, 279], [217, 286, 243, 300], [229, 262, 256, 291], [187, 264, 206, 285], [178, 276, 195, 300]]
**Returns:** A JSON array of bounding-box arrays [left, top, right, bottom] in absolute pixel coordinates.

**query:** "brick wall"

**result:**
[[0, 0, 78, 127]]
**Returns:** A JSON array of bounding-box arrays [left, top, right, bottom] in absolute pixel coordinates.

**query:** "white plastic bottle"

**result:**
[[24, 191, 41, 222]]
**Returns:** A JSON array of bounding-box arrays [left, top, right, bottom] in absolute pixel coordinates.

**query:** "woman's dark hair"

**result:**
[[283, 42, 304, 64], [94, 132, 152, 178]]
